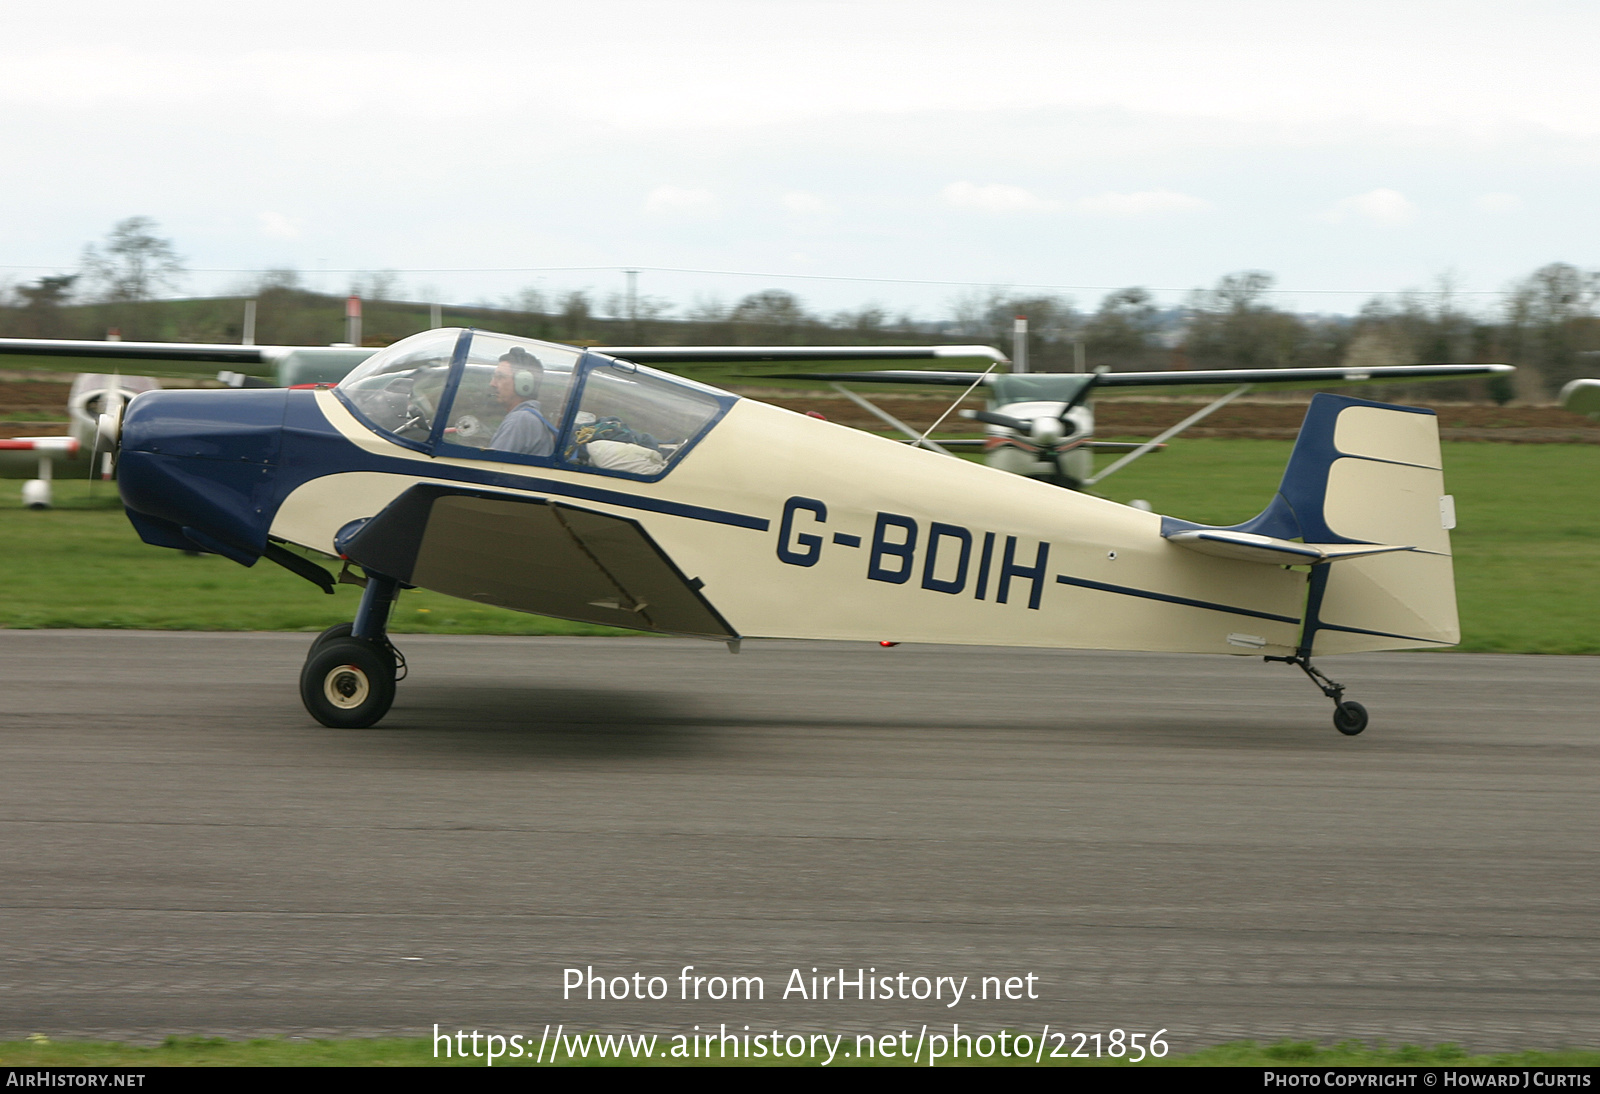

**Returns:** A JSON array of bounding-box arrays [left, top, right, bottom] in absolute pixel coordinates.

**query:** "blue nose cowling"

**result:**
[[119, 388, 290, 562]]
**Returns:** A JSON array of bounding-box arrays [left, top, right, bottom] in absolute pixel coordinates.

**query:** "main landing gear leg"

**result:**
[[1264, 653, 1368, 736], [299, 571, 406, 728]]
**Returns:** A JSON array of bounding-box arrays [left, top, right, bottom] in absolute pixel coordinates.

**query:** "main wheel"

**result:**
[[300, 637, 396, 728], [308, 622, 354, 653], [1333, 700, 1369, 736]]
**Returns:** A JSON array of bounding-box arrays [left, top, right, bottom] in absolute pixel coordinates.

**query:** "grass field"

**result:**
[[0, 1034, 1595, 1068], [2, 440, 1595, 653]]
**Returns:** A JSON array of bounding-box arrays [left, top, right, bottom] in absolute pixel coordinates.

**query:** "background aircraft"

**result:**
[[0, 337, 380, 506], [0, 373, 159, 507], [98, 327, 1465, 737], [0, 335, 1513, 501], [1560, 377, 1600, 419], [742, 358, 1517, 489]]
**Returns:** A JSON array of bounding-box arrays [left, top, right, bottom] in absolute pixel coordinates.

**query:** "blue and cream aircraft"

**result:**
[[54, 326, 1483, 736]]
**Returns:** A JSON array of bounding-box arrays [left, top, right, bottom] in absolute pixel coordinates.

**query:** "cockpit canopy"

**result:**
[[336, 330, 733, 479]]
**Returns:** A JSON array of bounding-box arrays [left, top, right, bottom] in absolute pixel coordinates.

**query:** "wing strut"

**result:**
[[1084, 384, 1253, 486], [826, 362, 998, 456], [827, 383, 953, 456], [912, 363, 1000, 449]]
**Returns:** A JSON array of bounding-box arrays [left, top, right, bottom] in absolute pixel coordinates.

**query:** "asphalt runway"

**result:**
[[1, 631, 1595, 1055]]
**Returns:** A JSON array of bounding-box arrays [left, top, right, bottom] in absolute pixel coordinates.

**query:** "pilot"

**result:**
[[487, 347, 557, 457]]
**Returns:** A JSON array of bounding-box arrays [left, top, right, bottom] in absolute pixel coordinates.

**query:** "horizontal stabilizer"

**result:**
[[1165, 529, 1412, 565], [1161, 393, 1459, 652]]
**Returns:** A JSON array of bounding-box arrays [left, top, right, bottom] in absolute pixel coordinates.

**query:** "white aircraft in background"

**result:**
[[0, 337, 379, 507], [1560, 377, 1600, 419], [739, 357, 1518, 490], [0, 373, 160, 507]]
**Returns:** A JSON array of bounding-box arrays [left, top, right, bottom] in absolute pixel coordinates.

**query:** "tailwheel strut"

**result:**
[[1265, 654, 1368, 736]]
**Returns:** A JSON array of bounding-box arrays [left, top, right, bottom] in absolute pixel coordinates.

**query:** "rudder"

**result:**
[[1182, 393, 1460, 653]]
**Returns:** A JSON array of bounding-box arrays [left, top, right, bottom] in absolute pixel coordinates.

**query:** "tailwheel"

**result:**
[[1265, 653, 1370, 737], [1334, 700, 1369, 737], [300, 637, 395, 728]]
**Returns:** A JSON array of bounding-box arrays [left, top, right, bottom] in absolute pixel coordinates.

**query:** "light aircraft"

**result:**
[[726, 356, 1517, 490], [0, 336, 378, 507], [0, 373, 160, 507], [89, 327, 1468, 737], [1560, 378, 1600, 419]]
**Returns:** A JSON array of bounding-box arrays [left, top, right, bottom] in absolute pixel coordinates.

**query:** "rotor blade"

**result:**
[[1059, 366, 1108, 417], [96, 379, 126, 480], [103, 380, 124, 480], [967, 409, 1033, 432]]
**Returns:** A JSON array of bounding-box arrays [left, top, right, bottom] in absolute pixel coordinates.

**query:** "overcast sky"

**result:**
[[3, 0, 1598, 319]]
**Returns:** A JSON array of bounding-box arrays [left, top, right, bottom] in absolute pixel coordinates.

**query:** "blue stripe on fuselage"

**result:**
[[279, 392, 771, 531], [1054, 573, 1301, 624], [123, 389, 768, 558]]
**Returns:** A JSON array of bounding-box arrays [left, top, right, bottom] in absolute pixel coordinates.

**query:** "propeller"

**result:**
[[93, 375, 126, 481], [960, 367, 1109, 450]]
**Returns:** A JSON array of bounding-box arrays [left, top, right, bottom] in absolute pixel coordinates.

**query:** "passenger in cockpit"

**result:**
[[487, 347, 558, 457]]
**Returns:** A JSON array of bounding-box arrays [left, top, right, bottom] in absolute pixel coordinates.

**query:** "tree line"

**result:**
[[3, 217, 1596, 400]]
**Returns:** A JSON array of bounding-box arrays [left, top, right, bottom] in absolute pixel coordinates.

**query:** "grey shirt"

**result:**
[[488, 400, 556, 457]]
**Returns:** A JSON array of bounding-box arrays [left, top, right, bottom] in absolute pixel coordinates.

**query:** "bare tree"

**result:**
[[559, 290, 593, 339], [1184, 271, 1310, 370], [1081, 287, 1164, 369], [1504, 262, 1600, 396], [79, 217, 185, 302], [505, 286, 549, 316], [350, 269, 402, 302], [10, 274, 78, 337], [727, 290, 820, 343], [951, 289, 1080, 369]]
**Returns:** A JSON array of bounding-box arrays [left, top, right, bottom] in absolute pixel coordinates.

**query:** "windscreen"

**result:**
[[336, 329, 462, 443]]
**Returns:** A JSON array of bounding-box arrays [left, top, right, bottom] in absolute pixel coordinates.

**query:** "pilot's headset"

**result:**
[[502, 347, 543, 399]]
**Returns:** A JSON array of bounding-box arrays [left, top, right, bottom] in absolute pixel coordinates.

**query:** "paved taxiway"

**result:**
[[0, 631, 1595, 1052]]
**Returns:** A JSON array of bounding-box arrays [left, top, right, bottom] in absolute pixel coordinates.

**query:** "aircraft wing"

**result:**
[[0, 337, 273, 368], [0, 436, 84, 478], [337, 484, 737, 640], [0, 337, 377, 384], [598, 345, 1008, 372], [765, 362, 1515, 392]]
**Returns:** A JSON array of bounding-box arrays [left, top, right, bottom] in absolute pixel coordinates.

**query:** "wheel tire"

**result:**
[[300, 637, 395, 729], [1334, 700, 1369, 736], [308, 622, 354, 653]]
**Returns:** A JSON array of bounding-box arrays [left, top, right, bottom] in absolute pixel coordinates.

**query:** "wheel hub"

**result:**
[[324, 665, 370, 709]]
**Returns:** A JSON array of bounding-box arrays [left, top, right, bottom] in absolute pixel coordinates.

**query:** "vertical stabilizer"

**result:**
[[1167, 393, 1460, 653]]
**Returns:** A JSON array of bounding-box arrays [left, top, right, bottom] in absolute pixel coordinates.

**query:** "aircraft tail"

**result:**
[[1164, 393, 1459, 653]]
